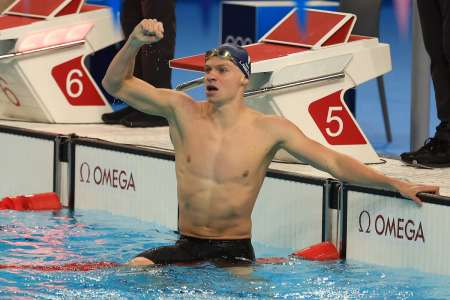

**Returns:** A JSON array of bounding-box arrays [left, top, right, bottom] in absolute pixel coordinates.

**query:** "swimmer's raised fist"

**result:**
[[130, 19, 164, 46]]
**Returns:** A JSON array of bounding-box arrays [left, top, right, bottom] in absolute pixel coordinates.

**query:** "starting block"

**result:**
[[170, 8, 391, 163], [0, 0, 122, 123]]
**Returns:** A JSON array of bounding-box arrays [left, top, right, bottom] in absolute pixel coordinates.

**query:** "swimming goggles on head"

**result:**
[[205, 48, 238, 64], [205, 48, 250, 78]]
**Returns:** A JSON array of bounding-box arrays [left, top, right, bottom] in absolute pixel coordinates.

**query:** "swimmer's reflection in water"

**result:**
[[102, 18, 440, 267]]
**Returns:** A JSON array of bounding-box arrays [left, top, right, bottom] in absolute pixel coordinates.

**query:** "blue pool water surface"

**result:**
[[1, 210, 449, 299]]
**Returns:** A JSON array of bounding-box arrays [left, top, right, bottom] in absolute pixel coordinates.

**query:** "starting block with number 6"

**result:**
[[170, 8, 391, 163], [0, 0, 122, 123]]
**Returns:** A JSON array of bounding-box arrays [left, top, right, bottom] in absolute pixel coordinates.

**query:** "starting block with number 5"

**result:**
[[170, 8, 391, 163], [0, 0, 122, 123]]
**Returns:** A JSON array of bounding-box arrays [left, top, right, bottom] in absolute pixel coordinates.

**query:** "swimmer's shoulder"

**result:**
[[252, 112, 306, 140], [170, 91, 200, 112], [170, 90, 195, 104], [253, 112, 296, 129]]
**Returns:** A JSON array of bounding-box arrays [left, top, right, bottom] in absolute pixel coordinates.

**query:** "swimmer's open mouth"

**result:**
[[206, 85, 218, 92]]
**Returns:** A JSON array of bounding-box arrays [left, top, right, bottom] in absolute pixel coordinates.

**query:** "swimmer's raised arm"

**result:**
[[270, 117, 439, 206], [102, 19, 189, 119]]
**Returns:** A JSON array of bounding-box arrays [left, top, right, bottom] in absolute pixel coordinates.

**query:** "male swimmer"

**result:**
[[102, 19, 440, 266]]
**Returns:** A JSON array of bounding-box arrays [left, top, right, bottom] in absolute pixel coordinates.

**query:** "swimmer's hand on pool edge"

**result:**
[[130, 19, 164, 47], [391, 179, 440, 206]]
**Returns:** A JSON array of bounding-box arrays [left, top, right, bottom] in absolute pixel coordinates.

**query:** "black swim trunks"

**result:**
[[135, 235, 255, 265]]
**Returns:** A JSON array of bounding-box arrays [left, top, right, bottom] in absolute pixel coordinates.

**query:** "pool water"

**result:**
[[1, 210, 449, 299]]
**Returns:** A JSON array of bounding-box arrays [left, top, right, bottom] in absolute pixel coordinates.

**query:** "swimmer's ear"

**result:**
[[240, 75, 249, 86]]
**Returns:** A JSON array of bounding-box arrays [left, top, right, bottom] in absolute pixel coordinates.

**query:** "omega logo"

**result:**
[[224, 35, 253, 46], [79, 162, 136, 191], [358, 210, 425, 243]]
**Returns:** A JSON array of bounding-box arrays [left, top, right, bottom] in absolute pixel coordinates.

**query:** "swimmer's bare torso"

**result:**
[[169, 100, 280, 240]]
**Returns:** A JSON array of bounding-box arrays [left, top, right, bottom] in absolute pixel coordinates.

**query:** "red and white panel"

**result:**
[[0, 4, 122, 123], [259, 9, 356, 49], [269, 87, 379, 163], [16, 49, 111, 122], [5, 0, 84, 19]]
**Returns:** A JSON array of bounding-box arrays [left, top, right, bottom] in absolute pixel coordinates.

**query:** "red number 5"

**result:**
[[325, 106, 344, 137]]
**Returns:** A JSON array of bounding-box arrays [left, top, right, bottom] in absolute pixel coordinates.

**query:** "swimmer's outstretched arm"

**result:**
[[102, 19, 189, 119], [269, 117, 439, 206]]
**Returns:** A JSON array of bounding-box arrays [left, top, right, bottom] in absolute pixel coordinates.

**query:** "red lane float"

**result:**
[[257, 242, 340, 264], [0, 192, 62, 211], [291, 241, 340, 261]]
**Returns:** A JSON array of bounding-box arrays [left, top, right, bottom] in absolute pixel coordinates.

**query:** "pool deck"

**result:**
[[2, 119, 449, 197]]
